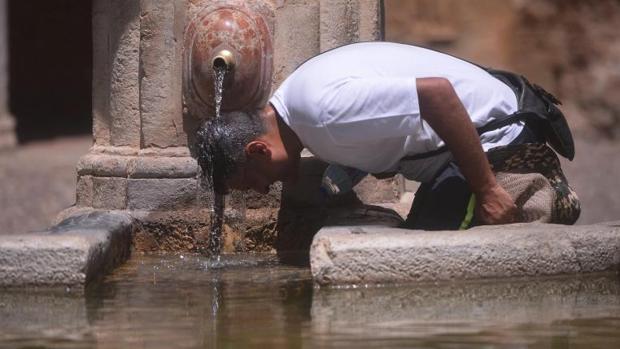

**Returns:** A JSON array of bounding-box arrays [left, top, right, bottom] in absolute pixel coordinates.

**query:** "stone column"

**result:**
[[77, 0, 197, 212], [0, 0, 16, 150], [79, 0, 384, 212]]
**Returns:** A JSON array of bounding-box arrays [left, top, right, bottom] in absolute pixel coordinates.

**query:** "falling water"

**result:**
[[197, 65, 247, 265], [213, 66, 226, 118], [208, 193, 224, 262], [203, 66, 228, 264]]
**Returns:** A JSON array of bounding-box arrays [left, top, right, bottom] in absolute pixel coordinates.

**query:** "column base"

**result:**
[[75, 146, 200, 210]]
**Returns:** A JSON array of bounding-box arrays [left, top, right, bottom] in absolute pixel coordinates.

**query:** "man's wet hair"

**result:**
[[195, 111, 265, 194]]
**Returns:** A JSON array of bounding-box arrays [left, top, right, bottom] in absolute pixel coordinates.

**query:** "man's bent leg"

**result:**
[[402, 163, 474, 230]]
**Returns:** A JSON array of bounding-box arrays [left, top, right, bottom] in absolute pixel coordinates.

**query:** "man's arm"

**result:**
[[416, 77, 517, 225]]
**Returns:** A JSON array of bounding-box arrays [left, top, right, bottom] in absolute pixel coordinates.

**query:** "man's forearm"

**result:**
[[416, 77, 496, 196]]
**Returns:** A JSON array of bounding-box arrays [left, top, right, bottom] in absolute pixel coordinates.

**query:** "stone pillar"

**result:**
[[77, 0, 196, 212], [271, 0, 384, 88], [0, 0, 16, 150]]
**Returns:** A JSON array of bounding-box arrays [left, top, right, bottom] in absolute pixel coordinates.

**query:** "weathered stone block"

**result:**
[[76, 175, 93, 207], [319, 0, 383, 51], [0, 211, 133, 287], [92, 177, 127, 209], [127, 178, 197, 210], [319, 0, 360, 51], [357, 0, 383, 41], [310, 222, 620, 285], [273, 2, 320, 88]]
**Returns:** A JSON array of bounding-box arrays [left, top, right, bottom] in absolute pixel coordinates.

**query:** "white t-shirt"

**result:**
[[269, 42, 521, 180]]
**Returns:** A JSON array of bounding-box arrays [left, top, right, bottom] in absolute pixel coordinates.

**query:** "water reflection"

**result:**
[[310, 274, 620, 347], [84, 254, 312, 349], [1, 255, 620, 348], [0, 290, 95, 348]]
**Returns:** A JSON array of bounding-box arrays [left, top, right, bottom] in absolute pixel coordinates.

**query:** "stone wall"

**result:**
[[385, 0, 620, 140]]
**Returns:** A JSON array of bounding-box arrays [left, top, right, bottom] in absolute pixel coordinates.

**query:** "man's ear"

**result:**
[[245, 141, 271, 159]]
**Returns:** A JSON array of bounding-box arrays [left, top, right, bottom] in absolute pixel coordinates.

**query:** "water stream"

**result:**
[[208, 194, 224, 260], [213, 66, 226, 119], [205, 66, 228, 264]]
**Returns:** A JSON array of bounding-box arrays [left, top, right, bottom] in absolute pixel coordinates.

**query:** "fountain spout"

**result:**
[[183, 1, 274, 119], [212, 49, 235, 72]]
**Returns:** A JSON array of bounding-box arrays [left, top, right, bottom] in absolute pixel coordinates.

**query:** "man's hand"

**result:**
[[475, 183, 519, 225]]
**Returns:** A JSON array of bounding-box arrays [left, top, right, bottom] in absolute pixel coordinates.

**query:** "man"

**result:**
[[195, 42, 580, 230]]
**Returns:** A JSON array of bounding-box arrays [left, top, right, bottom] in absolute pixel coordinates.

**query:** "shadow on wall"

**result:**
[[8, 0, 92, 143]]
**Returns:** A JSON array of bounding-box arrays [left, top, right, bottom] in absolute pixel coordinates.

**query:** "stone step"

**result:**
[[310, 222, 620, 286], [0, 211, 132, 288]]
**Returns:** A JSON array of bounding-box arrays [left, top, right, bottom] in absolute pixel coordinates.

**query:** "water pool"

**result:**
[[2, 254, 620, 348]]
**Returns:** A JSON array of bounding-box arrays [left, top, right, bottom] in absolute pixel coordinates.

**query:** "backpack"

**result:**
[[478, 69, 575, 160]]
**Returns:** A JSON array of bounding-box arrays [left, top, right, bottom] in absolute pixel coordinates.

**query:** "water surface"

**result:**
[[2, 254, 620, 348]]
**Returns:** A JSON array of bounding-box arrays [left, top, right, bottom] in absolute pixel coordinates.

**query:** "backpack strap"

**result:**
[[475, 112, 540, 136]]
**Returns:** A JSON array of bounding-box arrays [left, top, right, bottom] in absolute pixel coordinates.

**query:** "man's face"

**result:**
[[225, 150, 300, 195], [226, 161, 275, 194]]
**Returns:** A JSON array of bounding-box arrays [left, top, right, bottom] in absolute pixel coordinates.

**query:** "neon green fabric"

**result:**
[[459, 194, 476, 230]]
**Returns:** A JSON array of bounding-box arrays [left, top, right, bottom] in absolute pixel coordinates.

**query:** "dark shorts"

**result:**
[[401, 124, 543, 231]]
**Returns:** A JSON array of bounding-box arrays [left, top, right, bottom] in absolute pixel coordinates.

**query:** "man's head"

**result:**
[[195, 109, 300, 195]]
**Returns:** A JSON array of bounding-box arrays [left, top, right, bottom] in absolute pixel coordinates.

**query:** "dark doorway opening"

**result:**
[[8, 0, 92, 143]]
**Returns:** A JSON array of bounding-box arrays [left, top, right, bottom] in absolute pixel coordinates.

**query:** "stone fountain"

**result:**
[[0, 0, 386, 287], [70, 0, 385, 253]]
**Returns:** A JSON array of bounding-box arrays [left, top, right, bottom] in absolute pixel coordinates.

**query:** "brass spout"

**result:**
[[212, 49, 235, 71]]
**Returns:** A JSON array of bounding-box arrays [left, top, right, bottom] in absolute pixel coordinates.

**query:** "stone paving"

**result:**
[[0, 136, 91, 235]]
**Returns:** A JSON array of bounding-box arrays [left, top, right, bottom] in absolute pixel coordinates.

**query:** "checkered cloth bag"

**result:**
[[487, 143, 580, 224]]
